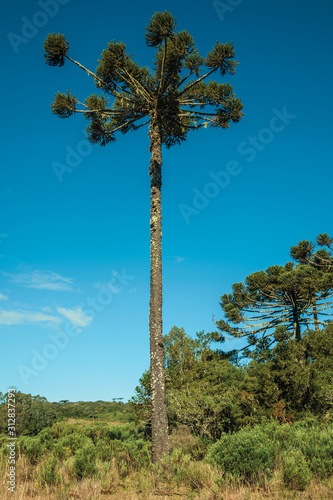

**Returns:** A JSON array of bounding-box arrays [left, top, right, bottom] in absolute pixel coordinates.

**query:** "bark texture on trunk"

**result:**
[[290, 291, 301, 341], [313, 303, 320, 332], [292, 307, 301, 341], [148, 117, 169, 463]]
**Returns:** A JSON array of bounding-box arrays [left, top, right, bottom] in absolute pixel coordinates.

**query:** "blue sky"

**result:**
[[1, 0, 332, 402]]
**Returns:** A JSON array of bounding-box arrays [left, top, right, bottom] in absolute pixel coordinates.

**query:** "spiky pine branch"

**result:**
[[290, 233, 333, 271], [43, 11, 243, 149]]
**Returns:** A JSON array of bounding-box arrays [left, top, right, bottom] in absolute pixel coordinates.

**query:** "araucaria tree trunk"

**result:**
[[148, 117, 169, 462], [313, 303, 320, 332], [292, 306, 301, 341]]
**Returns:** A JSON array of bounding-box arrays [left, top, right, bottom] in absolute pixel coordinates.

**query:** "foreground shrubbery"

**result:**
[[12, 420, 151, 481], [1, 418, 333, 498], [206, 419, 333, 489], [1, 324, 333, 497]]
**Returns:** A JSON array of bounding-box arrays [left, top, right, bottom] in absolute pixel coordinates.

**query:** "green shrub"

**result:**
[[96, 441, 113, 462], [57, 432, 91, 455], [111, 438, 151, 477], [82, 422, 146, 445], [206, 419, 333, 486], [296, 426, 333, 477], [19, 436, 45, 464], [53, 441, 72, 460], [37, 427, 54, 449], [169, 425, 207, 460], [73, 442, 97, 479], [39, 455, 58, 485], [206, 426, 276, 484], [102, 423, 144, 441], [282, 449, 312, 490]]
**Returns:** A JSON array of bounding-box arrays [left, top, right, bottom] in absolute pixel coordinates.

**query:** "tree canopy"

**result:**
[[43, 11, 243, 149]]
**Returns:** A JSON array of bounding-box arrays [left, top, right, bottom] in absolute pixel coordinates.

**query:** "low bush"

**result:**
[[73, 442, 97, 479], [206, 419, 333, 488], [39, 455, 59, 485], [54, 432, 92, 456], [282, 449, 312, 490], [169, 425, 207, 460], [206, 424, 276, 484], [19, 436, 45, 464]]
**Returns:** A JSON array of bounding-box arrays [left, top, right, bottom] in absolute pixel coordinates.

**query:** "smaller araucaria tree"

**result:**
[[215, 256, 333, 351]]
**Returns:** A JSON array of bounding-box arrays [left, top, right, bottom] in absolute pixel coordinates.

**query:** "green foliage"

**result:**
[[43, 33, 69, 66], [44, 11, 243, 149], [216, 256, 333, 349], [168, 367, 244, 439], [290, 233, 333, 271], [2, 408, 333, 491], [282, 449, 312, 490], [54, 432, 92, 457], [96, 40, 128, 91], [84, 94, 109, 119], [244, 325, 333, 420], [206, 420, 333, 487], [169, 425, 207, 460], [110, 438, 151, 477], [131, 323, 333, 440], [0, 395, 135, 439], [164, 326, 200, 378], [291, 420, 333, 477], [0, 392, 58, 437], [39, 455, 59, 485], [73, 442, 97, 479], [51, 91, 77, 118], [145, 11, 177, 47], [205, 42, 238, 75], [19, 436, 45, 464], [206, 425, 276, 483]]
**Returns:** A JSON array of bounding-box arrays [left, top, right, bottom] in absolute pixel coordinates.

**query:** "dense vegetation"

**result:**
[[132, 324, 333, 437], [2, 234, 333, 497], [1, 322, 333, 498]]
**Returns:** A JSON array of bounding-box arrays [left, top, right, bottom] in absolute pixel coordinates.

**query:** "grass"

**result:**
[[1, 419, 333, 499]]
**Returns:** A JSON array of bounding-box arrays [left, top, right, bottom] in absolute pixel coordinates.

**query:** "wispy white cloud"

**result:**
[[5, 269, 76, 291], [0, 309, 61, 326], [174, 256, 185, 263], [41, 306, 53, 312], [0, 293, 8, 301], [56, 306, 92, 328]]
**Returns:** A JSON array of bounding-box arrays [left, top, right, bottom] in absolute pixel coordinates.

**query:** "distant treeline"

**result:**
[[0, 395, 133, 437]]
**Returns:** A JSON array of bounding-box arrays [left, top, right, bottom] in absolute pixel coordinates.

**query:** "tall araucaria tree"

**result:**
[[43, 11, 243, 462]]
